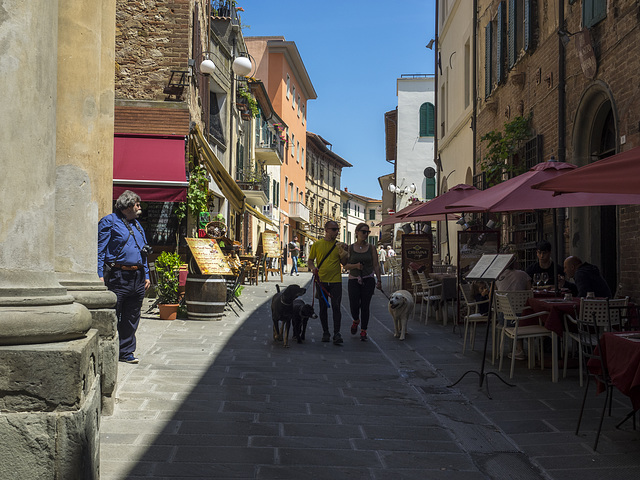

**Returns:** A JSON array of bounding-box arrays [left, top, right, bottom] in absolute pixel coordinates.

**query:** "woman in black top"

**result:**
[[345, 223, 382, 341]]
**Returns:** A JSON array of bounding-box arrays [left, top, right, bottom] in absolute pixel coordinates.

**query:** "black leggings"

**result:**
[[348, 277, 376, 330]]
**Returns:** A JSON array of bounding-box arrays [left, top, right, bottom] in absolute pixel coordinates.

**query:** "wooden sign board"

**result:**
[[260, 231, 281, 258], [186, 238, 234, 276], [401, 234, 433, 291]]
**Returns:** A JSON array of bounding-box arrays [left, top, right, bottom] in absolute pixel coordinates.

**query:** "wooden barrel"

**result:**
[[185, 274, 226, 320]]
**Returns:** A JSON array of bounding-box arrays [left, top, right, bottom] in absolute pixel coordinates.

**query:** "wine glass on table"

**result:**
[[540, 272, 549, 288], [533, 273, 541, 290]]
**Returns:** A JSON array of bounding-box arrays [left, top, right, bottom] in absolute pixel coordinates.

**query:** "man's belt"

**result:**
[[112, 264, 141, 271]]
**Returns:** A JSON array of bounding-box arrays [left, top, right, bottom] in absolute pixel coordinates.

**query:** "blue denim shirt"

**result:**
[[98, 212, 150, 279]]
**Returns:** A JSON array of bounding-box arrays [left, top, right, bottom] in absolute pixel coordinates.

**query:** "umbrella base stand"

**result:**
[[447, 280, 515, 399]]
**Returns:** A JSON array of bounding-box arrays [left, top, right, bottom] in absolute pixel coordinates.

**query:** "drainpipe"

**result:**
[[557, 0, 566, 263], [472, 0, 478, 179], [434, 0, 440, 257]]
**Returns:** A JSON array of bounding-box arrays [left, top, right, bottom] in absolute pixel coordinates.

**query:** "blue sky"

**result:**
[[241, 0, 437, 199]]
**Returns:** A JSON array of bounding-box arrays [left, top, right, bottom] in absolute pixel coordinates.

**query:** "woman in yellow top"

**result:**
[[344, 223, 382, 341], [308, 220, 349, 345]]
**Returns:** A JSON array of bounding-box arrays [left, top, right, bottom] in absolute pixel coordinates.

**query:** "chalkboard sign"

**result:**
[[139, 202, 181, 246], [259, 231, 281, 258], [186, 238, 234, 276], [401, 234, 433, 291]]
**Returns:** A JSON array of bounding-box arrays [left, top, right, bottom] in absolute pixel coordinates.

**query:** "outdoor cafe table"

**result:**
[[589, 332, 640, 411], [429, 273, 457, 325], [525, 296, 581, 382]]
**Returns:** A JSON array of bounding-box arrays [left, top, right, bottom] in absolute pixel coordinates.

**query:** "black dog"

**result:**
[[271, 284, 306, 347], [291, 299, 317, 343]]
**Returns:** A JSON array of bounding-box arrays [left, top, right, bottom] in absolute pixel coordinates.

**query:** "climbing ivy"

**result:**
[[480, 114, 532, 187]]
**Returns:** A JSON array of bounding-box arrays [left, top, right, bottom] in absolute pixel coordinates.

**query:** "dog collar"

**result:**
[[280, 297, 292, 306]]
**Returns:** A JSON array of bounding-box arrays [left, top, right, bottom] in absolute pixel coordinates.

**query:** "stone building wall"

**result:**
[[115, 0, 191, 100]]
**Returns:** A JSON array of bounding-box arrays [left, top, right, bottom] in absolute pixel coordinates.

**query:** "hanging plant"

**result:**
[[237, 85, 259, 117], [155, 251, 182, 305], [480, 114, 532, 187]]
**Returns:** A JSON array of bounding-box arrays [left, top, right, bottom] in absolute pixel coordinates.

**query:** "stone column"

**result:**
[[55, 0, 119, 415], [0, 1, 100, 478]]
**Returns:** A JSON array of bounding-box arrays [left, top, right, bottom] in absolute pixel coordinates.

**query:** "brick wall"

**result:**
[[115, 0, 191, 100], [474, 0, 640, 298]]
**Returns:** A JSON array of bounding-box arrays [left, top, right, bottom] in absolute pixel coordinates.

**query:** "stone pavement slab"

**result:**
[[100, 272, 640, 479]]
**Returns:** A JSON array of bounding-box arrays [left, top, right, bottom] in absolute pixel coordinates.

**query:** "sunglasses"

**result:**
[[358, 230, 370, 234]]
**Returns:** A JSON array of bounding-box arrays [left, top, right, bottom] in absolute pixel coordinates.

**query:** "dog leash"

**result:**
[[378, 287, 391, 300]]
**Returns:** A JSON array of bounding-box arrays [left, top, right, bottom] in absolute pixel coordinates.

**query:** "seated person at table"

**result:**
[[495, 252, 531, 361], [526, 240, 564, 285], [472, 281, 490, 315], [496, 257, 531, 292], [561, 256, 611, 298]]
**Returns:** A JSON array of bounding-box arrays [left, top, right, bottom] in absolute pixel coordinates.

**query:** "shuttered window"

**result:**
[[419, 102, 435, 137], [496, 2, 505, 84], [583, 0, 606, 28], [508, 0, 533, 69], [425, 177, 436, 199], [485, 22, 492, 98]]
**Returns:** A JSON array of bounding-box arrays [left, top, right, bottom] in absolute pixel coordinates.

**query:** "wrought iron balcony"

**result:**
[[211, 1, 241, 26], [256, 137, 285, 166], [236, 169, 270, 206]]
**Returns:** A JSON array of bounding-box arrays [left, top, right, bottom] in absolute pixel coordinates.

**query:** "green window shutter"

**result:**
[[425, 178, 436, 199], [419, 103, 435, 137], [419, 103, 428, 137], [485, 22, 492, 98], [508, 0, 516, 69], [496, 2, 505, 84], [583, 0, 606, 28], [524, 0, 532, 52]]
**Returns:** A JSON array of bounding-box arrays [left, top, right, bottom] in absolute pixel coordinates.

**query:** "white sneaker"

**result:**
[[296, 273, 299, 276]]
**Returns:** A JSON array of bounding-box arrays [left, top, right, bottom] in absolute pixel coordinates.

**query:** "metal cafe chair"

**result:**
[[459, 283, 490, 354]]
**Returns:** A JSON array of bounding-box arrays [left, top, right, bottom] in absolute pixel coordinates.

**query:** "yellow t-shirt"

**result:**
[[309, 239, 343, 283]]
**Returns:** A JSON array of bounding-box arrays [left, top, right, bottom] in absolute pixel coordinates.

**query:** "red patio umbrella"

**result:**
[[532, 146, 640, 195], [406, 184, 481, 218], [446, 161, 640, 213], [379, 201, 453, 226]]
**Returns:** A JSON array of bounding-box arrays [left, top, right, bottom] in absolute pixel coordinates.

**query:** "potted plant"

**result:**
[[237, 86, 259, 117], [155, 251, 182, 320]]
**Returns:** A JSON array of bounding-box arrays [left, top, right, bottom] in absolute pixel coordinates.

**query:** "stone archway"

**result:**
[[570, 82, 619, 292]]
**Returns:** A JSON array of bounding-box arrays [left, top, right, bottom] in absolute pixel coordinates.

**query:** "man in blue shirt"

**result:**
[[98, 190, 151, 364]]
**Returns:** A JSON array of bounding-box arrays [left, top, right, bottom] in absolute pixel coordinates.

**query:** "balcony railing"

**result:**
[[236, 169, 270, 206], [289, 202, 309, 223], [211, 1, 241, 26], [255, 137, 285, 166]]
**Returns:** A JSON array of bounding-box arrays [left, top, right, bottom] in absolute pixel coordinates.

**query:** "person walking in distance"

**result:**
[[346, 223, 382, 341], [377, 244, 387, 275], [308, 221, 349, 345], [98, 190, 151, 364], [289, 236, 300, 276]]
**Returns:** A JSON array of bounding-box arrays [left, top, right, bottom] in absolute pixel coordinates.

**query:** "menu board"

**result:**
[[457, 230, 501, 280], [401, 234, 433, 291], [260, 231, 281, 258], [139, 202, 181, 246], [186, 238, 234, 276]]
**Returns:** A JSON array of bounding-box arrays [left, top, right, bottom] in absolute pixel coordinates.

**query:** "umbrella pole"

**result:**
[[445, 214, 451, 264], [553, 209, 559, 295]]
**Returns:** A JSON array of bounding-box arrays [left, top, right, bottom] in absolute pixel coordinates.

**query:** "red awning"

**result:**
[[113, 135, 188, 202]]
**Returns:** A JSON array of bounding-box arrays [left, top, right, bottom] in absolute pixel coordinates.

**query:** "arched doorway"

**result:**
[[570, 83, 618, 292]]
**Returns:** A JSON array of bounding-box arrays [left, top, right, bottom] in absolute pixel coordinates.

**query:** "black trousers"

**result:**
[[348, 277, 376, 330], [106, 268, 146, 357], [318, 282, 342, 334]]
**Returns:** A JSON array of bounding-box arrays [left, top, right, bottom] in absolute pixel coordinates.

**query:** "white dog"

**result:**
[[388, 290, 414, 340]]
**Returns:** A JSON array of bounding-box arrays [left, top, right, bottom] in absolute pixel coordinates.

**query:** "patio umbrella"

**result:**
[[379, 201, 453, 226], [446, 161, 640, 213], [446, 160, 640, 291], [532, 146, 640, 195], [403, 184, 480, 261]]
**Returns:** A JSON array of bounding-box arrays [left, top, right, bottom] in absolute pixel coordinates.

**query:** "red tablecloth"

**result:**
[[526, 297, 580, 336], [589, 332, 640, 410]]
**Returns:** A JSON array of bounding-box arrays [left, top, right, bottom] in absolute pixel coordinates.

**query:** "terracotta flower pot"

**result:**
[[158, 303, 178, 320]]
